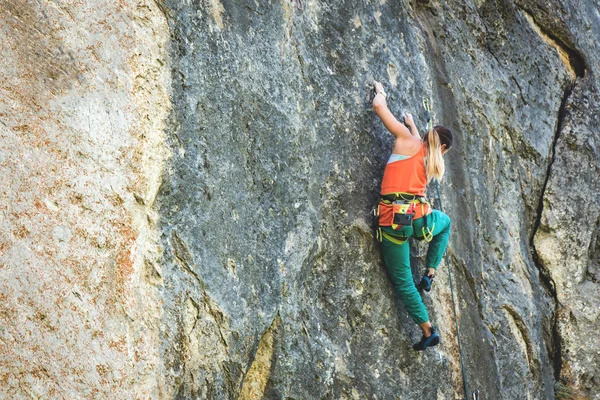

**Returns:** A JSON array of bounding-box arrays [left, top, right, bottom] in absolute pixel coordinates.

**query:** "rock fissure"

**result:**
[[244, 5, 265, 16], [203, 292, 229, 349], [521, 5, 588, 384], [170, 230, 207, 289], [530, 69, 565, 384], [586, 217, 600, 283], [152, 0, 172, 21], [293, 38, 308, 85], [503, 304, 540, 378], [188, 297, 200, 336], [509, 76, 527, 105], [520, 9, 586, 80]]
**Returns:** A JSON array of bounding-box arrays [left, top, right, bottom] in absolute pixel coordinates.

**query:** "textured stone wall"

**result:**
[[1, 0, 599, 399], [0, 0, 171, 397]]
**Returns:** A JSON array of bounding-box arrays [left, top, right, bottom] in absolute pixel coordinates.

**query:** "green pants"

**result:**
[[380, 210, 451, 324]]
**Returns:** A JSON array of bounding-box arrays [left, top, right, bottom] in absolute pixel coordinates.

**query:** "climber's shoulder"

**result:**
[[392, 135, 423, 156]]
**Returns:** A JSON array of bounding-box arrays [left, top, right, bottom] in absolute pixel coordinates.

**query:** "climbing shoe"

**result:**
[[412, 326, 440, 351], [416, 272, 434, 292]]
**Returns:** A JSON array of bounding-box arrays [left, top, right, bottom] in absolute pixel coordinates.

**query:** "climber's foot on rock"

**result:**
[[413, 326, 440, 351]]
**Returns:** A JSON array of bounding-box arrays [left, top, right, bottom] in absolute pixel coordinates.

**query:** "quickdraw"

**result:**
[[423, 97, 433, 131], [419, 222, 435, 242]]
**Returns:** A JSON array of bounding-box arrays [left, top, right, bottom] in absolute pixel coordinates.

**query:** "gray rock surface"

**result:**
[[1, 0, 599, 399]]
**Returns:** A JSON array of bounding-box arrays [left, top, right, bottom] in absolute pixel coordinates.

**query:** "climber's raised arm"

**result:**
[[372, 80, 412, 140], [403, 112, 421, 138]]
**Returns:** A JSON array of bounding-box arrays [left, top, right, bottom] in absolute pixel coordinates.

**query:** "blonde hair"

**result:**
[[425, 126, 453, 182]]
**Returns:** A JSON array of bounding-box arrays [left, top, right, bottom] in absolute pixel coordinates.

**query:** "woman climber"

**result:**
[[372, 80, 453, 351]]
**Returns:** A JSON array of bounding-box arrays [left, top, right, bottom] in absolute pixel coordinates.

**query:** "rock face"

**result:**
[[1, 0, 599, 399], [0, 0, 171, 397]]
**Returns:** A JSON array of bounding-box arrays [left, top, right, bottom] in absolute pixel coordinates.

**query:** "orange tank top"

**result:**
[[381, 142, 428, 196], [379, 143, 430, 221]]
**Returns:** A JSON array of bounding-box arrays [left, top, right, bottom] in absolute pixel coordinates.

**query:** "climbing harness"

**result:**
[[374, 192, 435, 243], [423, 96, 477, 400], [378, 193, 420, 229]]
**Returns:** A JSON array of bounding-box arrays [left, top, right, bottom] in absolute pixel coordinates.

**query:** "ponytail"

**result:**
[[424, 125, 453, 182]]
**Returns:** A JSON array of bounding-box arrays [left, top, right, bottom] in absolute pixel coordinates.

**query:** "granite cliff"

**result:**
[[1, 0, 599, 398]]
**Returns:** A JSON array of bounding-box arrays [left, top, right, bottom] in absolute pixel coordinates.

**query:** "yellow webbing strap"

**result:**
[[378, 228, 408, 245], [380, 192, 424, 205]]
